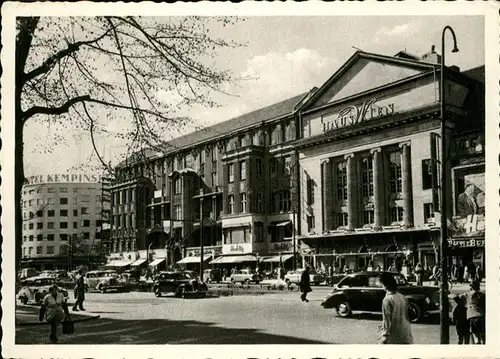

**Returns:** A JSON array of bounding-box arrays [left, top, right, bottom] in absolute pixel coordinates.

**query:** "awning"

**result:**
[[209, 255, 257, 264], [222, 222, 250, 229], [177, 255, 212, 264], [130, 258, 148, 267], [103, 260, 133, 268], [268, 220, 291, 228], [149, 258, 166, 267], [263, 254, 294, 263]]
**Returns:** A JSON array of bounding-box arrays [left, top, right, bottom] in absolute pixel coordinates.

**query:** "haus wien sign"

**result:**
[[321, 98, 395, 132]]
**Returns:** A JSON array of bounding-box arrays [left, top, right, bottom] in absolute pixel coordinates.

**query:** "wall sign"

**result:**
[[222, 243, 252, 255], [448, 238, 485, 248], [272, 241, 293, 252], [321, 98, 395, 132], [26, 173, 103, 185]]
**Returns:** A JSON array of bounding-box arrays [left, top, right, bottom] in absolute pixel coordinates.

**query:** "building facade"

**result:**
[[108, 48, 484, 273], [21, 179, 109, 270]]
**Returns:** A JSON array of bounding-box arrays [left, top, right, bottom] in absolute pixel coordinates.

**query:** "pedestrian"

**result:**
[[299, 266, 312, 303], [72, 272, 86, 311], [378, 272, 414, 344], [39, 284, 71, 343], [476, 265, 483, 282], [463, 265, 470, 283], [452, 295, 470, 344], [222, 268, 227, 282], [414, 263, 423, 286], [466, 280, 486, 344]]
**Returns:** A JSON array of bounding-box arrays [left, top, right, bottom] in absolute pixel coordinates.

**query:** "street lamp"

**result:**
[[439, 25, 459, 345]]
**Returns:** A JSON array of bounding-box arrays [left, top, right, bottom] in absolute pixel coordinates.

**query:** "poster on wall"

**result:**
[[450, 169, 485, 238]]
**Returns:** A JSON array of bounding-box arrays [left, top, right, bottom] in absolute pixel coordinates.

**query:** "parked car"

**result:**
[[284, 269, 324, 286], [96, 274, 130, 293], [18, 268, 39, 280], [153, 271, 208, 298], [230, 269, 261, 284], [203, 269, 221, 283], [17, 276, 69, 305], [84, 270, 118, 291], [320, 271, 441, 322]]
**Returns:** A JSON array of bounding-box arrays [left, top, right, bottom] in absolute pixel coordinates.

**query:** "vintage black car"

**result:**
[[320, 271, 440, 322], [153, 271, 208, 298]]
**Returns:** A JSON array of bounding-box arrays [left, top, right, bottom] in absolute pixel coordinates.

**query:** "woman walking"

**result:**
[[299, 266, 312, 303], [466, 280, 486, 344], [39, 284, 71, 343], [378, 272, 414, 344]]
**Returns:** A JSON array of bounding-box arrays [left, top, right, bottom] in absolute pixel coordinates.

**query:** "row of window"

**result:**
[[23, 219, 99, 231], [23, 207, 92, 220], [23, 245, 57, 256], [23, 232, 91, 242], [23, 187, 97, 195], [23, 196, 99, 208]]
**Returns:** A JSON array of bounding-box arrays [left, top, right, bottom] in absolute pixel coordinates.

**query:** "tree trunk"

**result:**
[[15, 118, 25, 272]]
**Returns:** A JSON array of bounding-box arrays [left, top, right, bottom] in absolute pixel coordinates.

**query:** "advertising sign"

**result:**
[[271, 241, 294, 252], [450, 169, 485, 239], [26, 173, 103, 185], [222, 243, 253, 255]]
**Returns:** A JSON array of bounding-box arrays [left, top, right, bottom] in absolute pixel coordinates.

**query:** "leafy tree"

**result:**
[[15, 16, 241, 270]]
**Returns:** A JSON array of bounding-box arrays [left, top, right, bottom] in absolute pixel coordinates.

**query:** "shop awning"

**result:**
[[209, 255, 257, 264], [130, 258, 148, 267], [263, 254, 294, 263], [269, 220, 291, 227], [149, 258, 166, 267], [103, 260, 133, 268], [177, 255, 212, 264]]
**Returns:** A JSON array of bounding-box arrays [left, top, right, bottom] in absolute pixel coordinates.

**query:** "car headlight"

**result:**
[[425, 297, 431, 304]]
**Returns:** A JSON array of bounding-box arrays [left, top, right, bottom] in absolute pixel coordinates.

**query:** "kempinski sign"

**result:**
[[26, 173, 103, 185], [321, 98, 395, 132]]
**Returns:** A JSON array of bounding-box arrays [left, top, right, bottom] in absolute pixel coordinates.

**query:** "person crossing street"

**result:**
[[299, 266, 312, 303], [73, 271, 86, 312]]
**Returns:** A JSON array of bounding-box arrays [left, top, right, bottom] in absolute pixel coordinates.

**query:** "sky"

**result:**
[[23, 16, 485, 177]]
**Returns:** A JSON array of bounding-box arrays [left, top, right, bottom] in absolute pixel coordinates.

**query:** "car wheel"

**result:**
[[175, 288, 184, 298], [285, 279, 290, 284], [21, 297, 28, 305], [100, 288, 106, 294], [335, 301, 353, 318], [407, 301, 422, 323]]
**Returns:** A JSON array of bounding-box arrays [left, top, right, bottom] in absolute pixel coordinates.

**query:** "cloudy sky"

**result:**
[[24, 16, 484, 177]]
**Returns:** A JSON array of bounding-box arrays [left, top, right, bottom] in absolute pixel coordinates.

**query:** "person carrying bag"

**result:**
[[39, 284, 72, 343]]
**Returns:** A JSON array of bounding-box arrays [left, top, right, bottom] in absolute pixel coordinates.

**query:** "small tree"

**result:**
[[15, 16, 242, 270]]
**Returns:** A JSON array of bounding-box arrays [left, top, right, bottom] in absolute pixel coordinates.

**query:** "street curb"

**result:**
[[16, 314, 100, 327]]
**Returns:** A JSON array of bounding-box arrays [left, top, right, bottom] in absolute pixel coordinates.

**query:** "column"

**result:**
[[370, 148, 383, 228], [345, 153, 358, 230], [321, 159, 333, 232], [400, 142, 413, 227]]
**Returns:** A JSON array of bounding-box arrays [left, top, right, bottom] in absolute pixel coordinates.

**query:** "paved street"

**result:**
[[16, 288, 459, 344]]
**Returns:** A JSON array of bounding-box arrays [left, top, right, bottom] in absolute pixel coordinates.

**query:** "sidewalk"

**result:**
[[16, 304, 100, 326]]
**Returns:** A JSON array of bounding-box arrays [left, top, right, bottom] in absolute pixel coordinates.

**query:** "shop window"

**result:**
[[362, 210, 375, 226], [390, 206, 404, 224], [361, 156, 374, 198], [424, 203, 435, 223], [388, 151, 402, 194], [228, 195, 235, 214], [228, 163, 235, 183], [240, 161, 246, 181], [336, 161, 348, 201], [422, 159, 437, 190]]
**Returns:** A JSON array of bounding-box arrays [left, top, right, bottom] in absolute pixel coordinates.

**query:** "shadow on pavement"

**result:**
[[16, 317, 330, 344], [350, 312, 445, 325]]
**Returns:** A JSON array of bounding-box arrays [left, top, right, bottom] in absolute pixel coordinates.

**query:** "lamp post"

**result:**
[[292, 207, 297, 271], [200, 197, 204, 275], [439, 25, 459, 345]]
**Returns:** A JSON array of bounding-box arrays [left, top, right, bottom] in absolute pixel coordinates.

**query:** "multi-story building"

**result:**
[[108, 47, 485, 274], [21, 177, 109, 270]]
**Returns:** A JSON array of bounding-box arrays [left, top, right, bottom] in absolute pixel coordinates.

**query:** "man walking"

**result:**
[[72, 271, 86, 311], [299, 266, 312, 303]]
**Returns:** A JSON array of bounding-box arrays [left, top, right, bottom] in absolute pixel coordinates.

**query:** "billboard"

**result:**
[[450, 167, 485, 239]]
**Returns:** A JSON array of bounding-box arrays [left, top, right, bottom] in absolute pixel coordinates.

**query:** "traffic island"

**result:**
[[16, 304, 100, 326]]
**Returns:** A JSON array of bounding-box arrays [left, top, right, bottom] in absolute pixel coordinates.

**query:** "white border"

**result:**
[[1, 2, 498, 359]]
